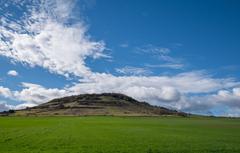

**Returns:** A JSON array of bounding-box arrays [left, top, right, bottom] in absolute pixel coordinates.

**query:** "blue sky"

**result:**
[[0, 0, 240, 116], [85, 0, 240, 76]]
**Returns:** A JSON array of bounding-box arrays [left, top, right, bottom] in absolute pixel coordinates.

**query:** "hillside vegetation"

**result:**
[[11, 93, 186, 116]]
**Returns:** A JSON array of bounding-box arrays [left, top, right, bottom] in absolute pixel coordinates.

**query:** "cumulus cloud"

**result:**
[[122, 86, 180, 104], [14, 82, 68, 105], [0, 71, 240, 116], [174, 87, 240, 116], [67, 72, 240, 110], [0, 101, 14, 112], [7, 70, 18, 76], [0, 86, 13, 98], [213, 88, 240, 107], [0, 83, 68, 109]]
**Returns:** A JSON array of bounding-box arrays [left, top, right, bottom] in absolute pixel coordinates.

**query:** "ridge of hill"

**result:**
[[6, 93, 188, 116]]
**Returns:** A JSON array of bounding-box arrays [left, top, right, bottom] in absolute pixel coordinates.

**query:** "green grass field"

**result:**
[[0, 116, 240, 153]]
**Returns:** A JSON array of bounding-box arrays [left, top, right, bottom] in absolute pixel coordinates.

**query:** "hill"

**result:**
[[10, 93, 187, 116]]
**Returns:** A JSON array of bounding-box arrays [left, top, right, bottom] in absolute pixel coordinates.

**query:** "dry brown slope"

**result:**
[[12, 93, 187, 116]]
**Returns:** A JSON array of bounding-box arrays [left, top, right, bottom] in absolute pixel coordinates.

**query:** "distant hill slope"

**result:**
[[12, 93, 187, 116]]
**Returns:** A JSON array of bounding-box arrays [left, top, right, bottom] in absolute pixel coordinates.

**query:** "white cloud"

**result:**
[[13, 82, 68, 105], [233, 88, 240, 97], [137, 45, 170, 54], [0, 0, 106, 78], [174, 87, 240, 116], [67, 71, 240, 106], [122, 86, 180, 104], [136, 44, 184, 69], [146, 63, 184, 70], [115, 66, 152, 76], [224, 108, 240, 117], [119, 43, 129, 48], [0, 83, 68, 109], [213, 88, 240, 107], [0, 86, 13, 98], [7, 70, 18, 76], [0, 101, 14, 112], [0, 71, 240, 116]]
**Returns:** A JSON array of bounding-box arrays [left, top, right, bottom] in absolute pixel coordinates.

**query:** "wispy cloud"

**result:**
[[145, 63, 184, 70], [136, 44, 170, 54], [115, 66, 152, 76], [136, 44, 185, 69], [119, 43, 129, 48]]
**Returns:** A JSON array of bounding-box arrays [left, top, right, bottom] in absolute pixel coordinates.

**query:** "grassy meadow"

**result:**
[[0, 116, 240, 153]]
